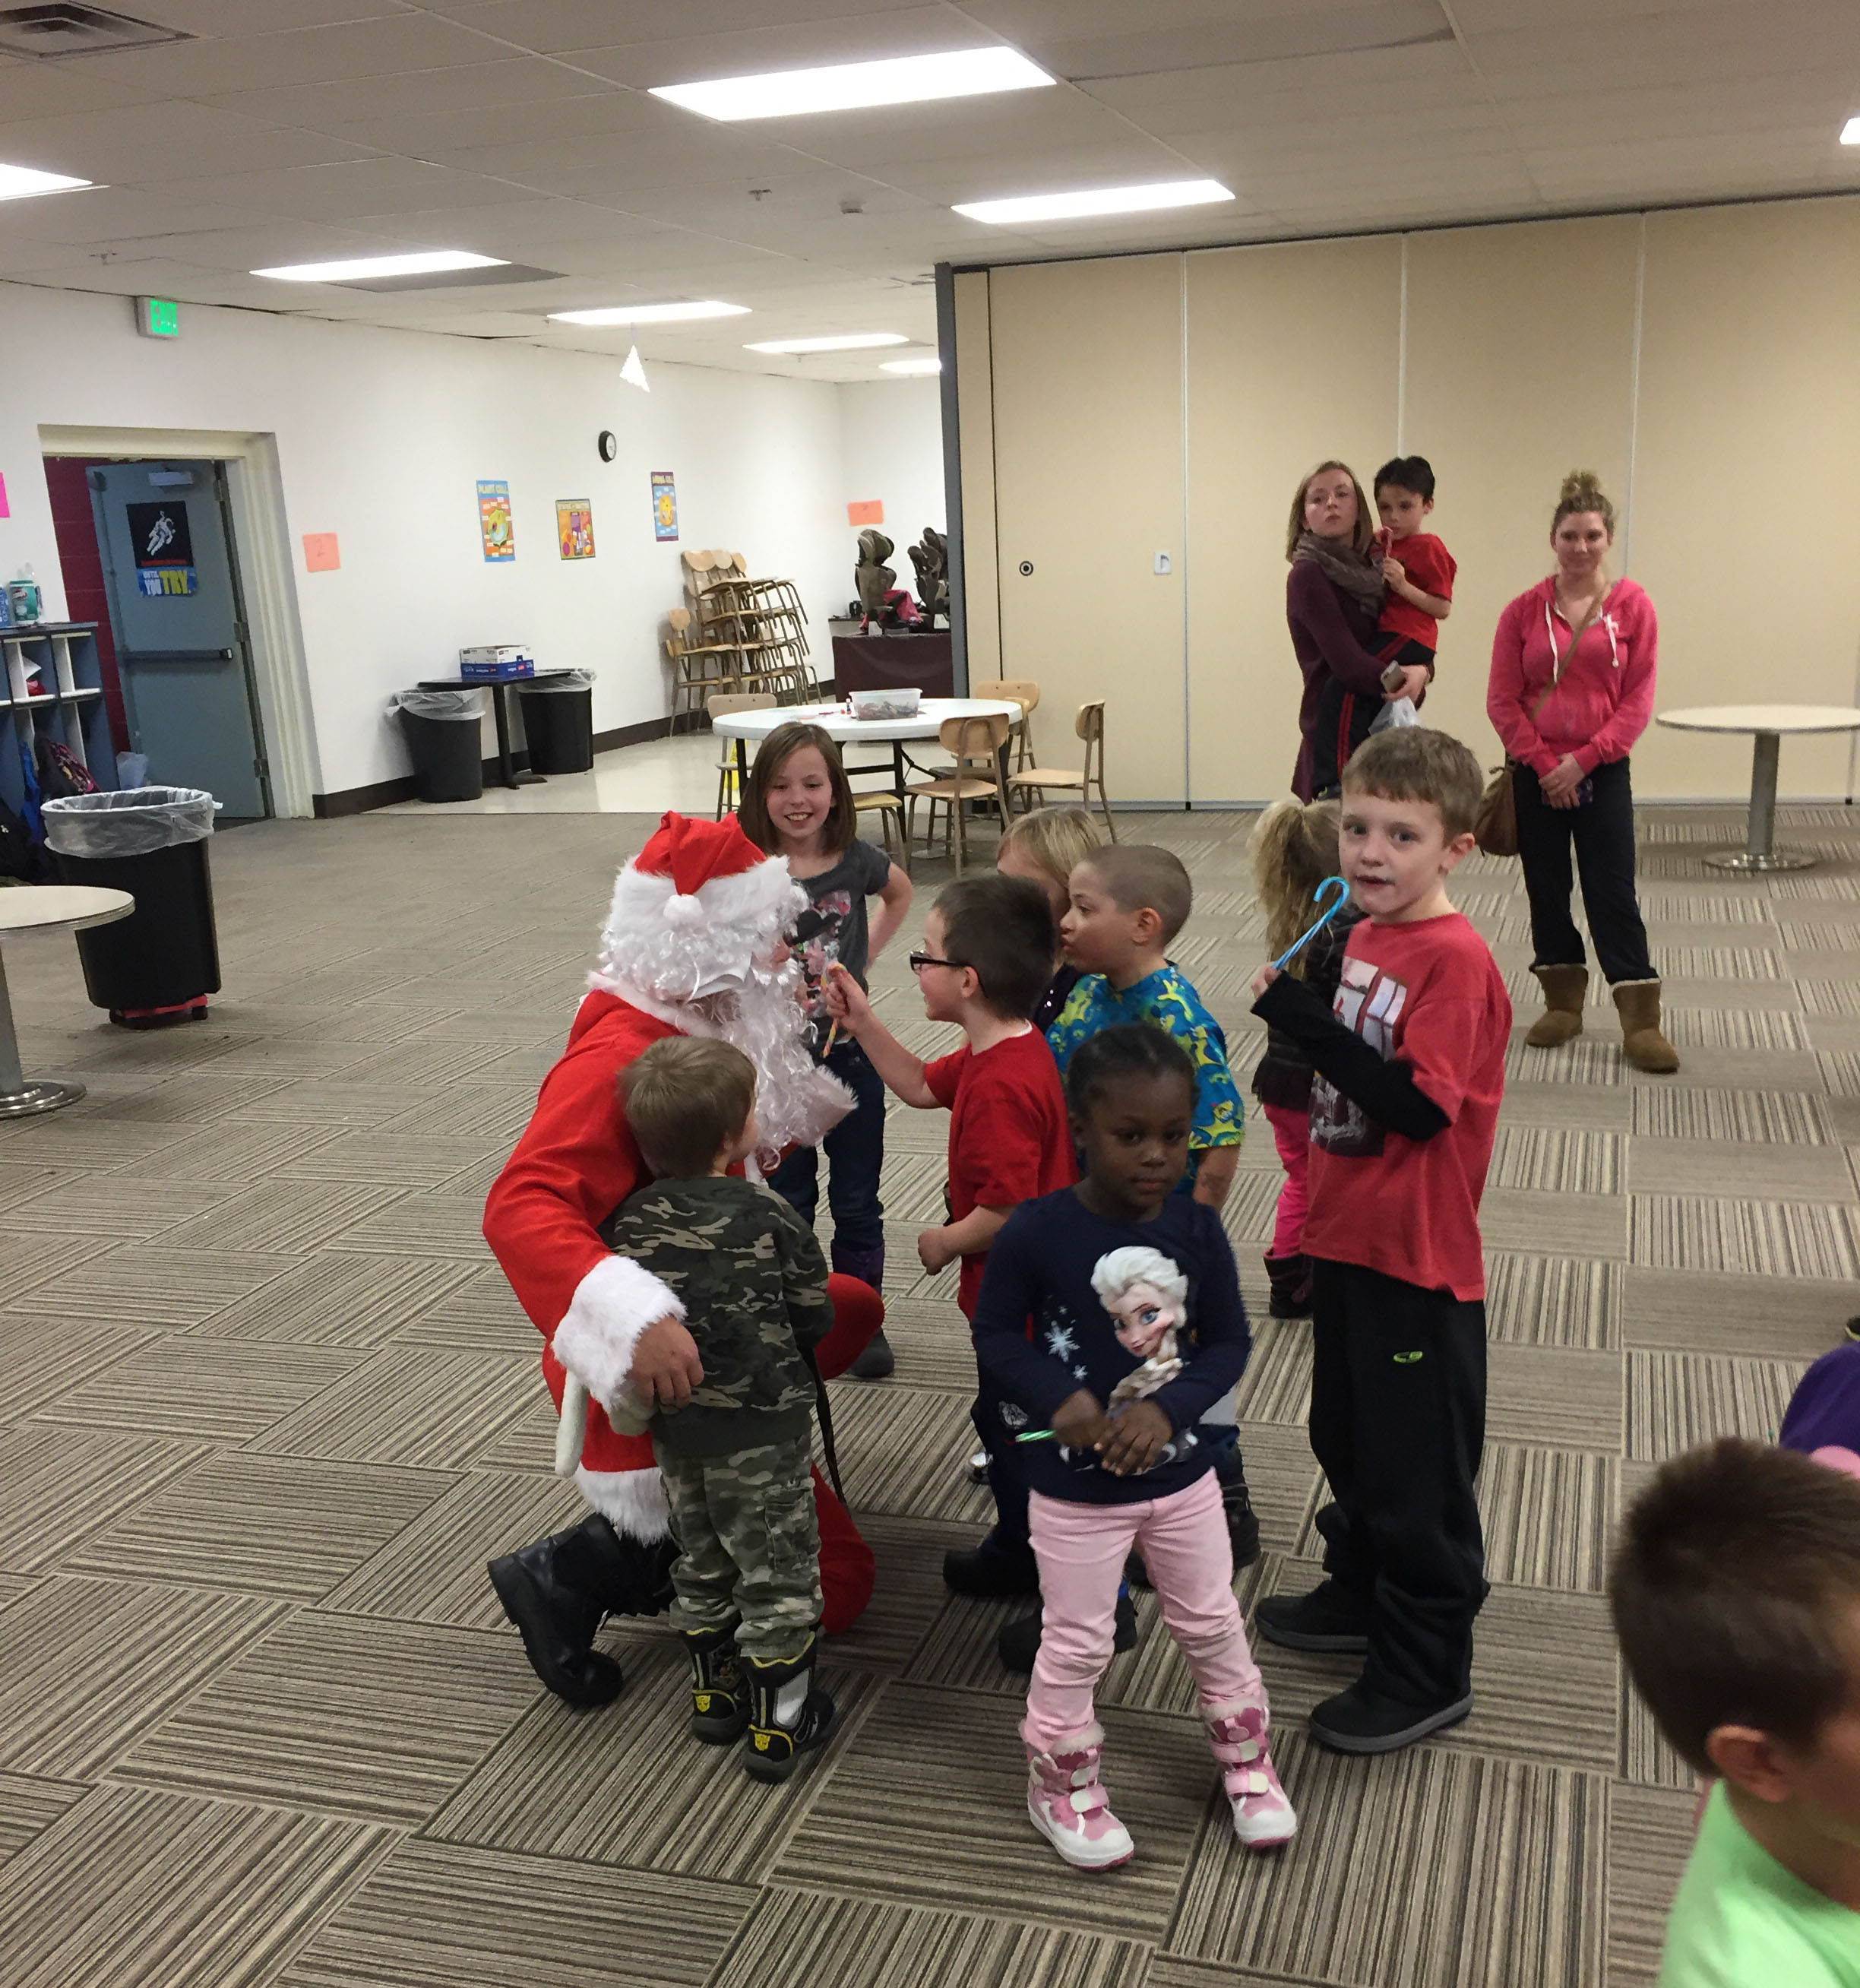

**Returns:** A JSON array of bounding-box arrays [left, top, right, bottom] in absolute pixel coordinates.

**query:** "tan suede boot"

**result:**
[[1525, 964, 1588, 1048], [1614, 979, 1680, 1073]]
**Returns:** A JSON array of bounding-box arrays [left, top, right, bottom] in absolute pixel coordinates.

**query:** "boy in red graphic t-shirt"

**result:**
[[825, 872, 1077, 1600], [1249, 727, 1509, 1758], [1372, 455, 1457, 687]]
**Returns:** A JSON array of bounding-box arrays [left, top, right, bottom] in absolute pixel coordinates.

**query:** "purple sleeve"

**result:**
[[1287, 563, 1390, 696]]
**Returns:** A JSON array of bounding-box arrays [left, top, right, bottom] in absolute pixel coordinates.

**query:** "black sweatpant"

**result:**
[[974, 1377, 1033, 1562], [1513, 756, 1654, 985], [1309, 1258, 1488, 1706]]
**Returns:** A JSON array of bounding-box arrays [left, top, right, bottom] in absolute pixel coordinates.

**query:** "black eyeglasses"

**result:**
[[909, 951, 971, 976]]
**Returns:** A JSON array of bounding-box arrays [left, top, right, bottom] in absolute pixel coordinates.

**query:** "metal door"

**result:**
[[90, 460, 270, 818]]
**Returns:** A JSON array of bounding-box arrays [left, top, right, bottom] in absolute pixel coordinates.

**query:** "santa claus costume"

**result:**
[[483, 812, 884, 1706]]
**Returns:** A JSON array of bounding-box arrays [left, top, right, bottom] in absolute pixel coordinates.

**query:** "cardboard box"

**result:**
[[459, 644, 534, 681]]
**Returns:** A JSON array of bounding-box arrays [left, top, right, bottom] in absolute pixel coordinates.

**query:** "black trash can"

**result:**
[[516, 670, 596, 774], [42, 787, 221, 1024], [392, 687, 486, 802]]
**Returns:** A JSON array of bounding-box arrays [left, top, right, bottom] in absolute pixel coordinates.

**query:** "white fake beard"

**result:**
[[704, 964, 853, 1168]]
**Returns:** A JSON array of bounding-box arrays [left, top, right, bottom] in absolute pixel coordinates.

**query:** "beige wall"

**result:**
[[954, 194, 1860, 803]]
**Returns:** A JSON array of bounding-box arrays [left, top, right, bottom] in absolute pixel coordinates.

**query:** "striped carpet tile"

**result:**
[[1638, 888, 1774, 921], [9, 1176, 234, 1239], [33, 1337, 363, 1445], [1621, 1673, 1700, 1791], [116, 1611, 540, 1825], [1607, 1785, 1702, 1986], [68, 1451, 457, 1602], [375, 1087, 540, 1145], [1503, 1040, 1628, 1087], [1482, 1189, 1629, 1261], [279, 1838, 754, 1988], [1620, 1265, 1853, 1358], [7, 1242, 298, 1331], [1660, 1009, 1808, 1051], [429, 1636, 881, 1882], [394, 1261, 535, 1351], [194, 1251, 479, 1348], [877, 1149, 955, 1224], [331, 1192, 504, 1260], [1817, 1051, 1860, 1097], [224, 1078, 432, 1127], [1625, 1350, 1808, 1461], [274, 1130, 498, 1189], [710, 1888, 1153, 1988], [0, 1424, 210, 1572], [0, 1575, 288, 1780], [1483, 1253, 1621, 1348], [0, 1785, 393, 1988], [106, 1119, 345, 1181], [821, 1512, 976, 1675], [1233, 1320, 1312, 1425], [1490, 1126, 1622, 1194], [1630, 1192, 1860, 1280], [827, 1385, 997, 1525], [84, 1068, 301, 1123], [1167, 1732, 1605, 1988], [1626, 1137, 1855, 1200], [1654, 946, 1783, 978], [1487, 1345, 1624, 1451], [0, 1769, 86, 1865], [0, 1317, 154, 1423], [1471, 1443, 1619, 1593], [163, 1179, 403, 1255]]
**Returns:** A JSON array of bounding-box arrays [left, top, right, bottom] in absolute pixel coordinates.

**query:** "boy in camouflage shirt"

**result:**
[[613, 1035, 837, 1783]]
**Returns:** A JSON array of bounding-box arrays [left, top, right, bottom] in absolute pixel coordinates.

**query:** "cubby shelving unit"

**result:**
[[0, 622, 119, 818]]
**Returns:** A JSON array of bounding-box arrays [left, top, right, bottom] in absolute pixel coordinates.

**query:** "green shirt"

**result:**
[[1659, 1783, 1860, 1986]]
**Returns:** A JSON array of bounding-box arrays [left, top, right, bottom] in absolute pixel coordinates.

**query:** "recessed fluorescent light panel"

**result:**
[[746, 333, 909, 354], [880, 356, 942, 375], [1843, 115, 1860, 145], [549, 301, 749, 326], [954, 179, 1235, 226], [651, 46, 1052, 122], [251, 250, 508, 283], [0, 163, 93, 201]]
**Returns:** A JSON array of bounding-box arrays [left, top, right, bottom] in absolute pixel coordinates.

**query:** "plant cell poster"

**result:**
[[477, 480, 514, 561], [556, 500, 595, 560], [651, 470, 678, 543]]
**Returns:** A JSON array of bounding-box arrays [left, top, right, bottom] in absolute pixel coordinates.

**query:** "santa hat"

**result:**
[[593, 811, 805, 1002]]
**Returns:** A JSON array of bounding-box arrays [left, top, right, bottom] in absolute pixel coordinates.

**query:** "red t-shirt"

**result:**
[[924, 1027, 1077, 1316], [1378, 531, 1457, 652], [1302, 911, 1510, 1301]]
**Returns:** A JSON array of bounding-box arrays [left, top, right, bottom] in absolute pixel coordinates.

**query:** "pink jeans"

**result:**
[[1023, 1470, 1264, 1750], [1263, 1101, 1310, 1258]]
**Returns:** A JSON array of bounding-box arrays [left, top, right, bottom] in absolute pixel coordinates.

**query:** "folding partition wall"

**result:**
[[954, 195, 1860, 806]]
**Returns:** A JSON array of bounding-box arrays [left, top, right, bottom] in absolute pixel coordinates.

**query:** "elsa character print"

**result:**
[[1093, 1246, 1189, 1412]]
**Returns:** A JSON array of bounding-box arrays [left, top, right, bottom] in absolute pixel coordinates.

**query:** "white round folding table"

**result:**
[[0, 885, 134, 1116], [710, 698, 1025, 800], [1656, 706, 1860, 872]]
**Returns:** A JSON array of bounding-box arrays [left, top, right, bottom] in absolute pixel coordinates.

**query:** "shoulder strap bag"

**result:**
[[1473, 593, 1608, 857]]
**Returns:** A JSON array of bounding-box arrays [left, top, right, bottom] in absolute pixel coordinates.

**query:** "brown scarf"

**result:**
[[1294, 530, 1384, 615]]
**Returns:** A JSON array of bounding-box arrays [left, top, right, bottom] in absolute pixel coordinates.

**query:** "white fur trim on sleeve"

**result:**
[[552, 1255, 684, 1413], [576, 1464, 671, 1543]]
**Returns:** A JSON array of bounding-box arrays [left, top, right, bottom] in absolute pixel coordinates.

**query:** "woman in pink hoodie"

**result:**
[[1487, 470, 1678, 1073]]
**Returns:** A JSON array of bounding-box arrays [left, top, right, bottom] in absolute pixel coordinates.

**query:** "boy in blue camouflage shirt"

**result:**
[[612, 1035, 836, 1784]]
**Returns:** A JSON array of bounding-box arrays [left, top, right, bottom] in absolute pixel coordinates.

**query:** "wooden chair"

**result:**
[[1006, 700, 1115, 840], [854, 790, 909, 871], [971, 676, 1041, 772], [707, 691, 775, 818], [906, 712, 1012, 873], [666, 608, 739, 731]]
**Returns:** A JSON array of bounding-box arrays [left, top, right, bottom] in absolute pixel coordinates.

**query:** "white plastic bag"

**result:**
[[1369, 696, 1419, 735], [43, 785, 215, 858]]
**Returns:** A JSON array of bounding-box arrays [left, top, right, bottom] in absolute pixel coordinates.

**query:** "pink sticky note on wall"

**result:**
[[302, 532, 340, 571], [0, 472, 10, 519], [846, 499, 884, 527]]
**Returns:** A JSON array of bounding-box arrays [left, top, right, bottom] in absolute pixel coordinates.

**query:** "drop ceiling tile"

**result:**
[[202, 52, 625, 131], [0, 101, 388, 184], [0, 53, 178, 120], [422, 0, 932, 56], [0, 188, 275, 245], [154, 157, 539, 221], [137, 1, 415, 30], [551, 7, 982, 90]]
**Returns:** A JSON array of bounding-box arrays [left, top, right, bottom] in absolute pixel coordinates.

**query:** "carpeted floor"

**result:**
[[1, 799, 1854, 1988]]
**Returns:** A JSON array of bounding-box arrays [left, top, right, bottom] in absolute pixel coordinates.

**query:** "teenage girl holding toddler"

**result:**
[[1248, 799, 1365, 1321], [742, 722, 912, 1378]]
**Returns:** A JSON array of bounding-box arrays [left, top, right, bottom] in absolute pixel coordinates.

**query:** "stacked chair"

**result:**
[[665, 549, 818, 731]]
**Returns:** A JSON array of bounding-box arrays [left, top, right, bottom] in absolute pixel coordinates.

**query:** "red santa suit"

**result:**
[[483, 813, 879, 1632]]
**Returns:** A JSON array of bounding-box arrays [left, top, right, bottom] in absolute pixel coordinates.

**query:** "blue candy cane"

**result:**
[[1271, 875, 1351, 970]]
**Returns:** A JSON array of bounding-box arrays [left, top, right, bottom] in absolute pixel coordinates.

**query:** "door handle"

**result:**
[[119, 648, 235, 662]]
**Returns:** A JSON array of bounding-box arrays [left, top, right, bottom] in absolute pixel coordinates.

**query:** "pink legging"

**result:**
[[1024, 1471, 1264, 1750], [1263, 1100, 1310, 1258]]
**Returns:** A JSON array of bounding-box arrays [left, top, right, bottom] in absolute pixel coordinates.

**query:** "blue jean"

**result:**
[[767, 1037, 887, 1272]]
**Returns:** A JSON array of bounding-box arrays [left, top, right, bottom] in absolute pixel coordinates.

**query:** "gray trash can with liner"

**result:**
[[515, 669, 596, 774], [43, 786, 220, 1027], [391, 686, 486, 802]]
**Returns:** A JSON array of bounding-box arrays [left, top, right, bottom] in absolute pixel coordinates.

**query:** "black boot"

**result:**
[[834, 1243, 894, 1377], [683, 1622, 750, 1744], [1216, 1447, 1261, 1569], [1263, 1252, 1313, 1319], [997, 1586, 1137, 1674], [943, 1529, 1041, 1597], [742, 1635, 837, 1784], [488, 1518, 625, 1707]]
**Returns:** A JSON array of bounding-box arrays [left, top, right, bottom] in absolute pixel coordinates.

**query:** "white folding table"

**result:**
[[1656, 705, 1860, 872], [0, 884, 135, 1116]]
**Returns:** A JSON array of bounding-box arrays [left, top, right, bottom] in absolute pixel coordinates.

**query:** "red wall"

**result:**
[[41, 457, 129, 754]]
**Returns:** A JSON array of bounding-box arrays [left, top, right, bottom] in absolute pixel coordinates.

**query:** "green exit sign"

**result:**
[[135, 296, 180, 339]]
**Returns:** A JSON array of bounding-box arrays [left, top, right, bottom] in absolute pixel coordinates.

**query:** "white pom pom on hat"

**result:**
[[663, 894, 704, 926]]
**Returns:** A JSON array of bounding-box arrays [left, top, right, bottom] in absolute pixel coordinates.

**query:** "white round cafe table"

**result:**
[[1656, 706, 1860, 872], [0, 885, 134, 1116], [711, 697, 1024, 799]]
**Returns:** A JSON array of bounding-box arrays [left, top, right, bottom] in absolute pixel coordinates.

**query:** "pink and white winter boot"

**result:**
[[1207, 1702, 1296, 1847], [1023, 1724, 1135, 1870]]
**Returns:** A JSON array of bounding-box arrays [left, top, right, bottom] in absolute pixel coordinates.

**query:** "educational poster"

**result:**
[[651, 470, 678, 542], [127, 499, 198, 596], [556, 500, 595, 560], [477, 479, 514, 561]]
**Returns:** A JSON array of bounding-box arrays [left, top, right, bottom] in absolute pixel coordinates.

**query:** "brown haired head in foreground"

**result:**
[[1286, 459, 1376, 562], [1342, 728, 1485, 842], [934, 872, 1058, 1021], [1074, 844, 1194, 948], [618, 1035, 756, 1179], [1609, 1437, 1860, 1775], [737, 721, 856, 856], [999, 804, 1104, 895]]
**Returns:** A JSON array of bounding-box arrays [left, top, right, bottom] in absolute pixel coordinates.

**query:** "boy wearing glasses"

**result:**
[[824, 873, 1077, 1597]]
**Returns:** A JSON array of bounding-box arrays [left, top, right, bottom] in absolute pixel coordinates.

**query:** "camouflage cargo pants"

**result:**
[[660, 1432, 821, 1664]]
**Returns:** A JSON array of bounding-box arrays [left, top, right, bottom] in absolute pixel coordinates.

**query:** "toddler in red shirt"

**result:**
[[1372, 454, 1456, 684], [1249, 727, 1509, 1758], [824, 872, 1077, 1599]]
